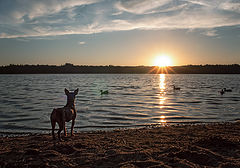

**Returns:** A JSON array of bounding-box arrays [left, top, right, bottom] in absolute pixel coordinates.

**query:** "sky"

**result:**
[[0, 0, 240, 66]]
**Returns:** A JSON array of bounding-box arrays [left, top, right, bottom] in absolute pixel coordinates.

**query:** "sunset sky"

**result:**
[[0, 0, 240, 66]]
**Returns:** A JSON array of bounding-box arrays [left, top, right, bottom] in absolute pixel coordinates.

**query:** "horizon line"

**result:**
[[1, 63, 240, 67]]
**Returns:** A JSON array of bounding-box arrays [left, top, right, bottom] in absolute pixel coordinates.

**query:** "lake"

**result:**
[[0, 74, 240, 134]]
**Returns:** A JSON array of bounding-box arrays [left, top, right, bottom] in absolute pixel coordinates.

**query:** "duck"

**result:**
[[223, 88, 232, 92], [100, 90, 109, 95], [173, 85, 181, 90], [219, 89, 225, 95]]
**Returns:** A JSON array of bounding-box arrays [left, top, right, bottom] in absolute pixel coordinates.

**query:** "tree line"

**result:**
[[0, 63, 240, 74]]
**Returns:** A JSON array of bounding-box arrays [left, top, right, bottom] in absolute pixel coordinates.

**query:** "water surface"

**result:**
[[0, 74, 239, 134]]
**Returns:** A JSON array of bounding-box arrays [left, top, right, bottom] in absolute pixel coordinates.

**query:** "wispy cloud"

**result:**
[[115, 0, 171, 14], [78, 41, 86, 45], [219, 1, 240, 13], [0, 0, 240, 38], [202, 29, 218, 37]]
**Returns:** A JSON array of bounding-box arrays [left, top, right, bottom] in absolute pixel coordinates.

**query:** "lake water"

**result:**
[[0, 74, 240, 134]]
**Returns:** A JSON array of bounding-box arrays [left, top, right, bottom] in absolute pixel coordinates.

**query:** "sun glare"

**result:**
[[153, 55, 172, 67]]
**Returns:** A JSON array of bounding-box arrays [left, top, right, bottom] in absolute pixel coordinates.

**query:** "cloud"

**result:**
[[115, 0, 171, 14], [202, 29, 218, 37], [78, 41, 86, 45], [0, 0, 240, 38], [219, 1, 240, 13], [2, 0, 98, 22]]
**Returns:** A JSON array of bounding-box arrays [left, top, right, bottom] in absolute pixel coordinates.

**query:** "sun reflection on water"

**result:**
[[160, 115, 166, 123], [159, 74, 165, 92], [159, 74, 167, 123]]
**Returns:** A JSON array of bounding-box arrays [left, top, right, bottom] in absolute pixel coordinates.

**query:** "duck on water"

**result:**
[[223, 88, 232, 92], [100, 90, 109, 95], [173, 85, 181, 90]]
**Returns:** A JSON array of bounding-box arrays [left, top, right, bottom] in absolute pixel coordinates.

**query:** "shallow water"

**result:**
[[0, 74, 240, 134]]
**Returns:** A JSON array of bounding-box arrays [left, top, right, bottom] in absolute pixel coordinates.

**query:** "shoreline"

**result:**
[[1, 122, 240, 167], [1, 121, 238, 137]]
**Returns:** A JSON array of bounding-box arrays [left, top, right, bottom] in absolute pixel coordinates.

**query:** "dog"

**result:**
[[50, 88, 78, 141]]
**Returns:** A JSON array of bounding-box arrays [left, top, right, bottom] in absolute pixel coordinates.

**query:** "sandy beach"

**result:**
[[0, 122, 239, 168]]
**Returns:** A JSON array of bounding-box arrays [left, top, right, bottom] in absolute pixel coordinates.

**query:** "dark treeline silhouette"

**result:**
[[0, 63, 240, 74]]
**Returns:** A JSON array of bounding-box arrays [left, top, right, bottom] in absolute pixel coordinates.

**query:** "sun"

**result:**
[[153, 55, 172, 67]]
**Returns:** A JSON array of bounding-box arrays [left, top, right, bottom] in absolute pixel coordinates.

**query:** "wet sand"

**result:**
[[0, 122, 240, 168]]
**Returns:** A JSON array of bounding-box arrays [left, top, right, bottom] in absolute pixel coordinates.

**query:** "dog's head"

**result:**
[[65, 88, 78, 106]]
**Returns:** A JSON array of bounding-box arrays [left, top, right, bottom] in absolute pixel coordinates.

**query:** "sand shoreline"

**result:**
[[0, 122, 240, 168]]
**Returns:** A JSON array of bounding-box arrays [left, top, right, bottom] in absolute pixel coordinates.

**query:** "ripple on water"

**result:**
[[1, 124, 39, 131], [3, 117, 39, 123], [21, 106, 35, 110]]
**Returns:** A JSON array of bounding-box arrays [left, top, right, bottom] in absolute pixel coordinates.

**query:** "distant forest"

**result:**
[[0, 63, 240, 74]]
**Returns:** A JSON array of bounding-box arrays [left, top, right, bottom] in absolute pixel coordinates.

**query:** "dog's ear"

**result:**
[[65, 88, 69, 95], [74, 88, 79, 95]]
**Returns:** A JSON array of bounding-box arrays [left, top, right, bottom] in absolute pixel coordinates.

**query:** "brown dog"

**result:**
[[50, 88, 78, 141]]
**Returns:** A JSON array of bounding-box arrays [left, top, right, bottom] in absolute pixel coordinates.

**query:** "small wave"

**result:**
[[126, 113, 149, 118], [21, 106, 34, 110], [116, 86, 141, 90], [108, 116, 134, 121], [2, 117, 39, 123], [0, 124, 39, 131], [94, 104, 136, 108]]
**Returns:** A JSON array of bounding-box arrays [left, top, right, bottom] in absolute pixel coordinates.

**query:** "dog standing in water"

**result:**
[[50, 88, 78, 141]]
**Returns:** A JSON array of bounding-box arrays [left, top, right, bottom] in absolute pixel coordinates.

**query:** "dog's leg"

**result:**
[[50, 109, 56, 140], [57, 120, 64, 141], [71, 108, 76, 136], [63, 121, 67, 137], [57, 126, 63, 141], [71, 119, 75, 136], [51, 119, 56, 140]]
